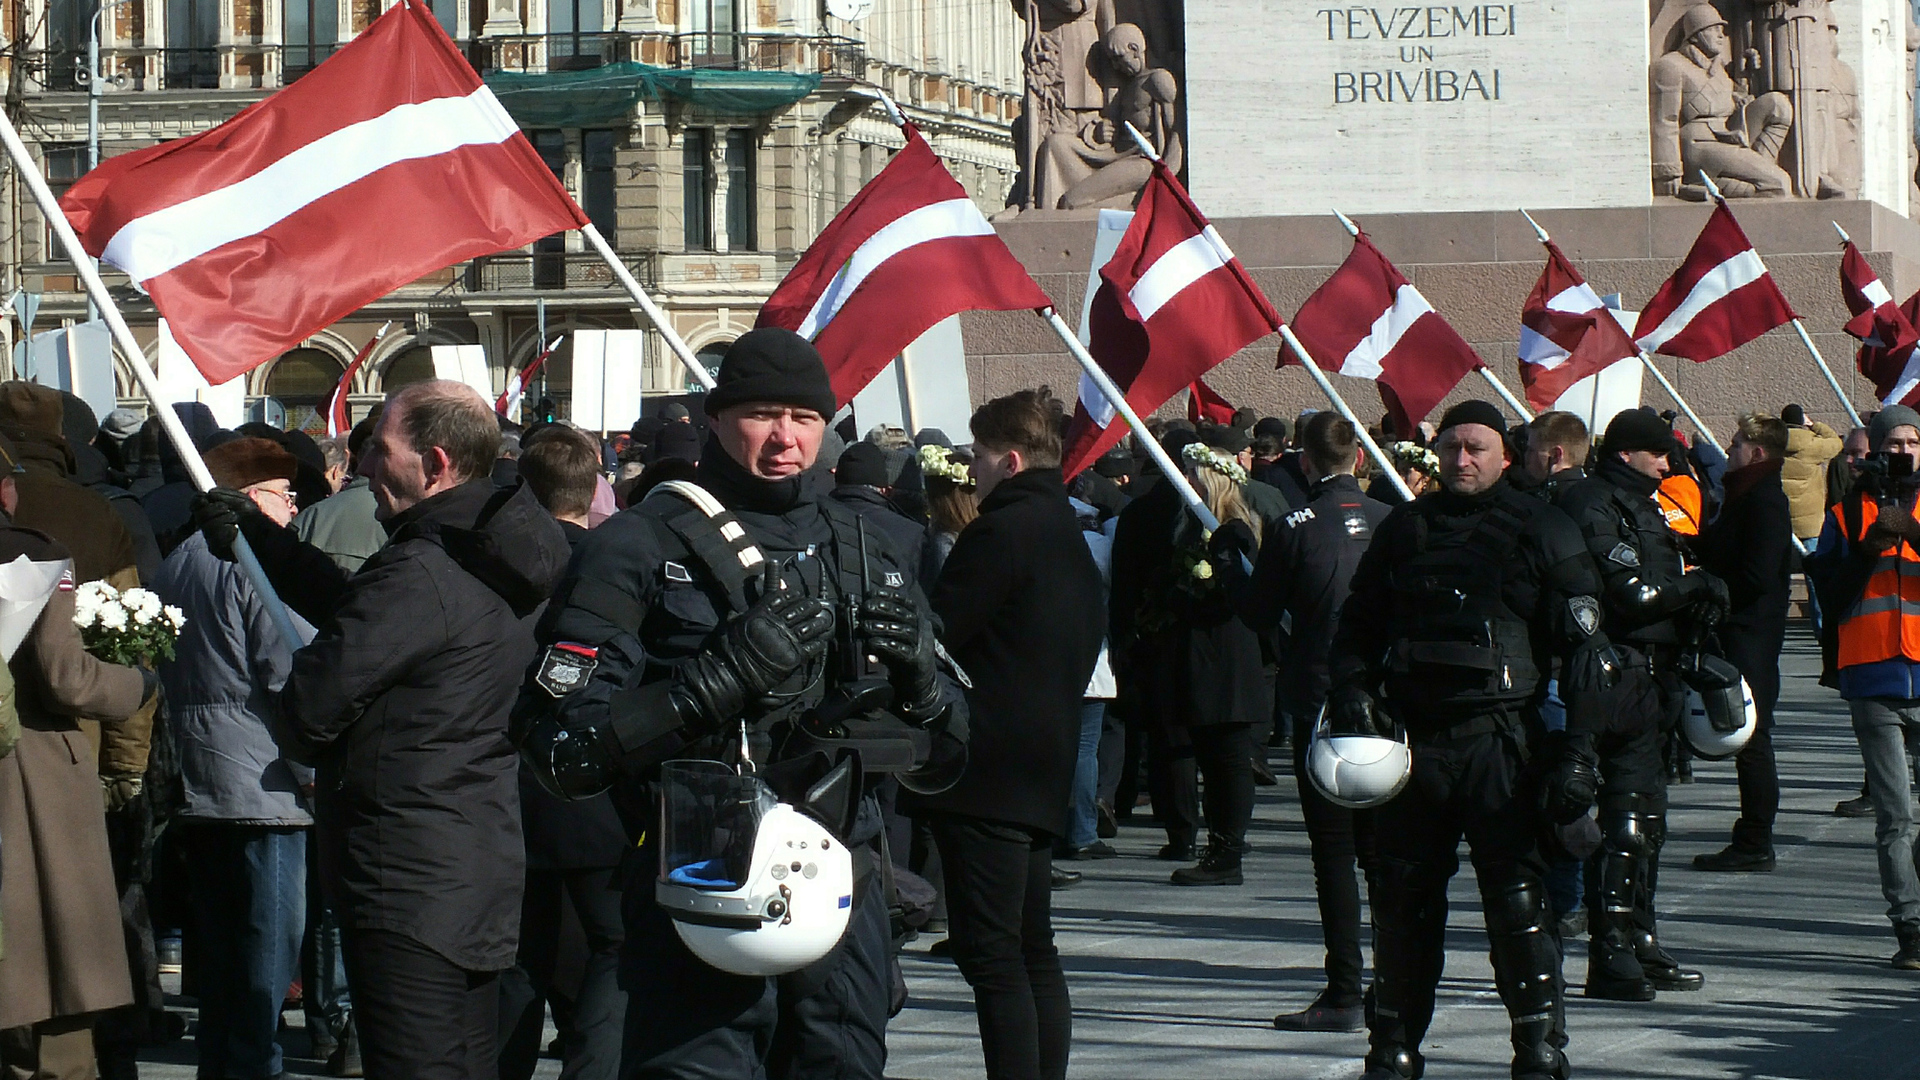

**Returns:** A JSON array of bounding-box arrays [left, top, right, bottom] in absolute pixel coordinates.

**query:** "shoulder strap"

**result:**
[[819, 500, 874, 601], [643, 481, 766, 613]]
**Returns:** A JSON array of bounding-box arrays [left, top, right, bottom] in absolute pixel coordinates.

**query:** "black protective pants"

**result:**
[[1368, 726, 1565, 1080], [1585, 665, 1681, 984], [342, 928, 500, 1080], [1291, 712, 1377, 1007], [499, 866, 627, 1080]]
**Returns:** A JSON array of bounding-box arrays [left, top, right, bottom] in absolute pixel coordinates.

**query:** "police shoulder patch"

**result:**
[[1607, 543, 1640, 568], [1568, 595, 1601, 637], [536, 642, 600, 698]]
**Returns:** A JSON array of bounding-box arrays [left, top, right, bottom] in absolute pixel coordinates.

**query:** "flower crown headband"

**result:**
[[1181, 441, 1249, 486], [1388, 441, 1440, 479], [918, 443, 972, 485]]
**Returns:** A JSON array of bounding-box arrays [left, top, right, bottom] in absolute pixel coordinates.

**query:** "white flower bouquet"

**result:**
[[73, 581, 186, 665]]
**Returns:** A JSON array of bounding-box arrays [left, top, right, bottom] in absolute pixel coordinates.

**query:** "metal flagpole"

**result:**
[[580, 223, 715, 391], [1331, 209, 1533, 421], [0, 106, 305, 653], [1694, 173, 1861, 427]]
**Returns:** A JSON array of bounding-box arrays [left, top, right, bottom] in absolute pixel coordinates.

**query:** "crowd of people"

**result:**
[[0, 329, 1916, 1080]]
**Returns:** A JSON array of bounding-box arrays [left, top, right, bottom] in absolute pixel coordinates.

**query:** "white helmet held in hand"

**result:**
[[1683, 678, 1757, 761], [655, 763, 855, 977], [1306, 707, 1412, 809]]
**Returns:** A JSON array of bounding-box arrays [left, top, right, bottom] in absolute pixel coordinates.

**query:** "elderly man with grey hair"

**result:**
[[191, 380, 572, 1078]]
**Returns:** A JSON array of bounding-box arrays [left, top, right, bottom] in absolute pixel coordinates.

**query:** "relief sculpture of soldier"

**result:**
[[1735, 0, 1852, 198], [1035, 23, 1182, 210], [1649, 4, 1794, 199]]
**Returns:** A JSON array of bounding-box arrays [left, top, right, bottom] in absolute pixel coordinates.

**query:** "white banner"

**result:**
[[1552, 308, 1645, 435], [1073, 209, 1136, 429], [430, 344, 492, 402], [571, 329, 645, 434], [155, 319, 245, 428], [0, 554, 70, 662], [849, 315, 974, 440]]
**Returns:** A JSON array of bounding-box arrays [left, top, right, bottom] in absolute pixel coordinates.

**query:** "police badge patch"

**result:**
[[1568, 595, 1602, 637], [536, 642, 600, 698], [883, 571, 904, 588], [1607, 543, 1641, 568]]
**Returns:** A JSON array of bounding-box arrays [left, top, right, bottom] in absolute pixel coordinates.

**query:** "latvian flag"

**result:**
[[1839, 243, 1920, 406], [497, 336, 562, 418], [60, 0, 585, 385], [1058, 163, 1279, 478], [324, 323, 390, 437], [1517, 241, 1638, 411], [1633, 204, 1794, 362], [1287, 232, 1483, 437], [756, 125, 1052, 406]]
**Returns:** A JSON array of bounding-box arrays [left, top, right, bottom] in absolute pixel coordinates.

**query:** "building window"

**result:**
[[533, 130, 569, 288], [381, 346, 437, 392], [44, 145, 88, 253], [164, 0, 222, 88], [286, 0, 341, 75], [688, 0, 738, 66], [725, 129, 754, 252], [431, 0, 459, 36], [583, 129, 618, 240], [548, 0, 606, 69], [683, 128, 712, 251]]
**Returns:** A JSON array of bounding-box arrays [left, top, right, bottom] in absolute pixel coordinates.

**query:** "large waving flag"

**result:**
[[60, 0, 585, 385], [1633, 204, 1794, 361], [1518, 241, 1639, 410], [1839, 241, 1919, 353], [756, 125, 1051, 406], [1058, 163, 1279, 478], [1288, 232, 1483, 437]]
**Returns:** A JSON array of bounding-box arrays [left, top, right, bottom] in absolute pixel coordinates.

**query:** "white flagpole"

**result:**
[[1693, 173, 1861, 427], [0, 107, 304, 653], [579, 223, 715, 392], [1332, 209, 1533, 421]]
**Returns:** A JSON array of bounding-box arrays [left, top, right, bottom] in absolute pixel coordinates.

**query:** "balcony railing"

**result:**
[[24, 44, 341, 91], [450, 250, 660, 295]]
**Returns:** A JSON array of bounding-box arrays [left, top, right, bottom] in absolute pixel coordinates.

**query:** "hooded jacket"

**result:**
[[242, 480, 570, 970], [1782, 421, 1843, 541]]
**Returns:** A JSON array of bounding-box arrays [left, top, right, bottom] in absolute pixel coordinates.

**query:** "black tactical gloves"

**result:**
[[1676, 570, 1730, 625], [1540, 733, 1601, 825], [1325, 683, 1389, 739], [191, 487, 262, 561], [859, 586, 944, 724], [674, 567, 834, 730]]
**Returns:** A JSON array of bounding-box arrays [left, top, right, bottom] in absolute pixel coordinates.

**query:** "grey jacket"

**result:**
[[292, 477, 385, 574], [155, 532, 315, 825]]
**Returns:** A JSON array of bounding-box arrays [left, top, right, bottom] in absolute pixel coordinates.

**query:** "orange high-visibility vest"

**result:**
[[1836, 497, 1920, 668], [1657, 475, 1703, 537]]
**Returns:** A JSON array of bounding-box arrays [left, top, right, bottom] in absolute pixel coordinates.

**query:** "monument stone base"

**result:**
[[959, 200, 1920, 436]]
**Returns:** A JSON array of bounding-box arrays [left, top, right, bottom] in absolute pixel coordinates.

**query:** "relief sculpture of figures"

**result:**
[[1036, 24, 1183, 210], [1733, 0, 1851, 197], [1650, 4, 1794, 199], [1009, 0, 1116, 211]]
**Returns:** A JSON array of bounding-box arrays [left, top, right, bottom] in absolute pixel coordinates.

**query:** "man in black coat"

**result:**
[[829, 440, 929, 573], [194, 381, 571, 1080], [1691, 414, 1794, 871], [903, 389, 1105, 1080]]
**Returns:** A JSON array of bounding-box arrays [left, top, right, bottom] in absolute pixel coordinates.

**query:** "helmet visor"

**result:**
[[659, 761, 778, 891]]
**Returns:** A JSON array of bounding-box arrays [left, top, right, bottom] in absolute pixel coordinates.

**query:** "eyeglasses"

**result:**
[[254, 486, 297, 506]]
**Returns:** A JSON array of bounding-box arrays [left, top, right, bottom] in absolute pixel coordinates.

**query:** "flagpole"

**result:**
[[579, 223, 716, 392], [0, 107, 304, 655], [1328, 208, 1532, 422], [1518, 209, 1723, 448]]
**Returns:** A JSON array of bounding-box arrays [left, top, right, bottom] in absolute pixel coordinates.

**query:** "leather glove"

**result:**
[[859, 586, 943, 724], [192, 487, 261, 562], [1540, 735, 1600, 826], [674, 567, 835, 730], [101, 773, 145, 814], [1207, 519, 1257, 572], [1679, 570, 1730, 625], [1325, 683, 1386, 738]]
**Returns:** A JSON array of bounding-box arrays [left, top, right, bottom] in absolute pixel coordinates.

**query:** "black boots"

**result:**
[[1272, 987, 1366, 1032], [1893, 922, 1920, 970], [1692, 844, 1776, 872], [1584, 929, 1656, 1001], [1361, 1048, 1423, 1079], [1631, 930, 1704, 991], [1170, 835, 1244, 885]]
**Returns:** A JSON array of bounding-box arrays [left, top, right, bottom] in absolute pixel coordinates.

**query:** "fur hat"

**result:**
[[204, 437, 299, 491], [0, 382, 65, 437]]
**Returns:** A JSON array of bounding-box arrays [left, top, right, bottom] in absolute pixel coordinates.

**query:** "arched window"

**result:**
[[265, 348, 345, 406], [381, 345, 438, 391]]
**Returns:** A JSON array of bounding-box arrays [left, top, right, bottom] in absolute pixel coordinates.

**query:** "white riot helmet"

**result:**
[[1682, 672, 1757, 760], [655, 761, 854, 977], [1306, 705, 1413, 809]]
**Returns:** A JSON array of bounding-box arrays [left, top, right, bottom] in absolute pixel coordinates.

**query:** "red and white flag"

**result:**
[[1517, 241, 1639, 411], [1288, 232, 1483, 437], [1187, 379, 1236, 426], [756, 124, 1051, 406], [1633, 204, 1794, 362], [60, 0, 585, 386], [1059, 164, 1278, 478], [1858, 293, 1920, 408], [325, 322, 392, 437], [1840, 241, 1919, 353], [497, 336, 562, 418]]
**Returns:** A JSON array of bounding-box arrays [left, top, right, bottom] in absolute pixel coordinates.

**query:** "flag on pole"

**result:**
[[59, 0, 586, 386], [755, 124, 1052, 406], [1288, 232, 1483, 438], [1517, 241, 1639, 411], [1839, 241, 1920, 354], [1858, 299, 1920, 408], [325, 322, 390, 437], [497, 336, 562, 418], [1187, 379, 1236, 426], [1632, 204, 1794, 362], [1059, 163, 1278, 478]]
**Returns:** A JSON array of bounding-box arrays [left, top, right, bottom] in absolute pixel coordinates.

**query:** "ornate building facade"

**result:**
[[0, 0, 1022, 427]]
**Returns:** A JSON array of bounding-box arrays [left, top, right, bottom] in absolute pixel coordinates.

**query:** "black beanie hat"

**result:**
[[836, 441, 891, 487], [1601, 407, 1678, 454], [1435, 400, 1507, 436], [702, 328, 838, 419]]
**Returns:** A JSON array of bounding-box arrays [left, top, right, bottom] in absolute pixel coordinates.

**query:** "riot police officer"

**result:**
[[1327, 401, 1617, 1080], [1552, 407, 1726, 1001], [515, 328, 965, 1080]]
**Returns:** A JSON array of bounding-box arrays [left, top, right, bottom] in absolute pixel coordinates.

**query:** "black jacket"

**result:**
[[1693, 459, 1792, 686], [904, 468, 1105, 837], [1235, 475, 1390, 711], [248, 480, 570, 971], [1555, 458, 1699, 647], [827, 484, 929, 580]]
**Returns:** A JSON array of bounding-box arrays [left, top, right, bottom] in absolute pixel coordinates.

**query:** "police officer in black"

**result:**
[[1328, 401, 1618, 1080], [514, 329, 965, 1080], [1551, 408, 1725, 1002]]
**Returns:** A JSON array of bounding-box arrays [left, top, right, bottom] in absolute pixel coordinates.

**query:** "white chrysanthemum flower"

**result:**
[[132, 606, 155, 626], [126, 589, 162, 617], [1192, 561, 1213, 580], [98, 602, 128, 631], [164, 606, 187, 630]]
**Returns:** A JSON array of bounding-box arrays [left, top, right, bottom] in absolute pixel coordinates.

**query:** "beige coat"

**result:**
[[1783, 421, 1844, 540], [0, 533, 148, 1027]]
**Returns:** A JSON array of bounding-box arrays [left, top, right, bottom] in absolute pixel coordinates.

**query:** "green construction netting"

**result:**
[[484, 61, 822, 126]]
